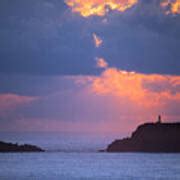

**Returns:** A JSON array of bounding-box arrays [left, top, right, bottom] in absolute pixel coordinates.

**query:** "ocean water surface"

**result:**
[[0, 152, 180, 180], [0, 132, 180, 179]]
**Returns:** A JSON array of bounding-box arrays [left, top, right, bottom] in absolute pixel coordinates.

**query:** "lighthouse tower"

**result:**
[[157, 115, 162, 124]]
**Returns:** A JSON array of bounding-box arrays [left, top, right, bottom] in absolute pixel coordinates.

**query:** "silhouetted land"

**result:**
[[0, 141, 44, 152], [107, 122, 180, 152]]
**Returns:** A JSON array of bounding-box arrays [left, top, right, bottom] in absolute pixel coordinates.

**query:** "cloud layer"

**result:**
[[89, 66, 180, 108], [96, 57, 108, 68], [0, 0, 179, 133], [0, 63, 179, 133], [93, 33, 103, 48], [65, 0, 180, 17], [0, 0, 180, 75], [65, 0, 138, 17], [161, 0, 180, 14]]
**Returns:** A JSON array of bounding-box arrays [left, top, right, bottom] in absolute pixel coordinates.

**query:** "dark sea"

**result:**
[[0, 132, 180, 180]]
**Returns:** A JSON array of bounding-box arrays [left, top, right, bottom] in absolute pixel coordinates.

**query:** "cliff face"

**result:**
[[0, 141, 44, 152], [107, 122, 180, 152]]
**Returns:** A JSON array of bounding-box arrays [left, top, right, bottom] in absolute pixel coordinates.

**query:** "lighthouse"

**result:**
[[157, 115, 162, 124]]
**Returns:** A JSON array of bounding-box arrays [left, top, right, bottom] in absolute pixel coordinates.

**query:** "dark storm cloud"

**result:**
[[0, 0, 180, 75], [0, 0, 98, 75]]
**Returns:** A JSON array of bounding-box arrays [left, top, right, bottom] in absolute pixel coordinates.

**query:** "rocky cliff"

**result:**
[[107, 122, 180, 152]]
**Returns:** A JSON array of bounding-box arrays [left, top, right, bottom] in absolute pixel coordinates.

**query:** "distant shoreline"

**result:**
[[0, 141, 44, 152]]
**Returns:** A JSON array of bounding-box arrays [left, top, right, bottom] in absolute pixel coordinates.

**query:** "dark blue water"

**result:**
[[0, 152, 180, 179]]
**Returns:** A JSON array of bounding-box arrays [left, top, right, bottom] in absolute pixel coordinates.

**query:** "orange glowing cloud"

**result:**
[[65, 0, 138, 17], [88, 67, 180, 108], [93, 33, 103, 48], [161, 0, 180, 14], [96, 57, 108, 68]]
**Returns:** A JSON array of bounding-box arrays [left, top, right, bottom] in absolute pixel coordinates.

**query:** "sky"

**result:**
[[0, 0, 180, 134]]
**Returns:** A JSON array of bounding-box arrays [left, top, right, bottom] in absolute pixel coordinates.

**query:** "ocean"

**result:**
[[0, 132, 180, 179], [1, 152, 180, 179]]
